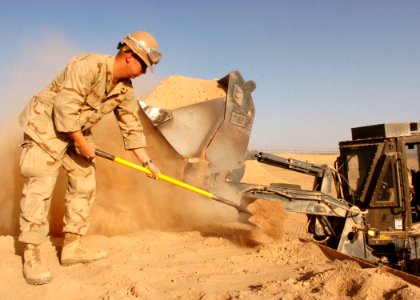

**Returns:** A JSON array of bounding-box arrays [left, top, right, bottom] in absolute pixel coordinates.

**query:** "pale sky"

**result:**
[[1, 0, 420, 151]]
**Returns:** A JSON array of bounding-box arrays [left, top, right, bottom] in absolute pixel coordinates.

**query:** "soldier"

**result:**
[[18, 31, 162, 285]]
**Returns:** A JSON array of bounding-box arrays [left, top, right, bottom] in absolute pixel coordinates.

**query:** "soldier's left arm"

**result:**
[[114, 87, 159, 179]]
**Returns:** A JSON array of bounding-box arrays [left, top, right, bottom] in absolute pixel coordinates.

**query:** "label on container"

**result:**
[[395, 219, 403, 230]]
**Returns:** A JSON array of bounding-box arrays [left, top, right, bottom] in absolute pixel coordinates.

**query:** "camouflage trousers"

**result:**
[[19, 138, 96, 245]]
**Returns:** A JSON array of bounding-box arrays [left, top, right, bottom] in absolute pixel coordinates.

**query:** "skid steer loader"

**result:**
[[139, 71, 420, 280]]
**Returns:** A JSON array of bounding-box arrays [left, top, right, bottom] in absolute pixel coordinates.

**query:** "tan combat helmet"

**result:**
[[121, 31, 162, 72]]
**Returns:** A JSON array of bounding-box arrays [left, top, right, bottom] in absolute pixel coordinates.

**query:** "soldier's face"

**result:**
[[127, 53, 146, 78]]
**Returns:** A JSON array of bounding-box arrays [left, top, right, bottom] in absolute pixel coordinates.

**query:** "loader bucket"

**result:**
[[140, 71, 256, 176]]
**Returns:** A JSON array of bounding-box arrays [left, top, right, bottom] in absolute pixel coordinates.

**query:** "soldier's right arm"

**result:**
[[53, 57, 98, 159]]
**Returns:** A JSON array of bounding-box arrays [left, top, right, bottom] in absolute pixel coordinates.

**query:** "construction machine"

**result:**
[[237, 122, 420, 276], [139, 71, 420, 278]]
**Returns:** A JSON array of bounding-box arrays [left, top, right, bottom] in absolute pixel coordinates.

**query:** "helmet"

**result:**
[[121, 31, 162, 72]]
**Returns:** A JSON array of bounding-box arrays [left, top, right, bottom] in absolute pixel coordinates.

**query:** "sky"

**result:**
[[1, 0, 420, 152]]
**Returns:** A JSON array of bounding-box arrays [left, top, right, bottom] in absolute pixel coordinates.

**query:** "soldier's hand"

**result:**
[[69, 131, 96, 160], [145, 162, 160, 179], [77, 142, 96, 160]]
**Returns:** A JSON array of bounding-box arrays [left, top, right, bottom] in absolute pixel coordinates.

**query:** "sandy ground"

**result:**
[[1, 153, 419, 300], [1, 75, 419, 299]]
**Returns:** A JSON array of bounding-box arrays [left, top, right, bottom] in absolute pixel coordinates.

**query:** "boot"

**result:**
[[23, 244, 52, 285], [61, 233, 107, 266]]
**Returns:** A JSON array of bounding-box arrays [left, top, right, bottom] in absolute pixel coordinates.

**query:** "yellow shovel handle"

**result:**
[[96, 149, 214, 199]]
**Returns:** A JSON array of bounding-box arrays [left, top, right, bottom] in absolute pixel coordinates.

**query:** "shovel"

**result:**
[[95, 149, 251, 217]]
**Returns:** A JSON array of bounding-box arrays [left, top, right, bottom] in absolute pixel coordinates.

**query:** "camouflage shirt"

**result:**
[[19, 53, 146, 159]]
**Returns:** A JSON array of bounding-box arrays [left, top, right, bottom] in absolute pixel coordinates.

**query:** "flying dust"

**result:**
[[246, 198, 287, 239], [88, 75, 236, 234], [91, 74, 288, 241], [0, 122, 24, 236]]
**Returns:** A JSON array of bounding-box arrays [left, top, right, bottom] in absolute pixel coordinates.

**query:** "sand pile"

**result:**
[[144, 75, 227, 109]]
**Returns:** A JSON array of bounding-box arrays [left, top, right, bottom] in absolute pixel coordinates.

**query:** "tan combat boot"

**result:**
[[23, 244, 52, 285], [61, 233, 107, 266]]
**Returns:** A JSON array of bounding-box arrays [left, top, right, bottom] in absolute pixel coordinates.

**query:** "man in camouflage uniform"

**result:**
[[18, 31, 162, 285]]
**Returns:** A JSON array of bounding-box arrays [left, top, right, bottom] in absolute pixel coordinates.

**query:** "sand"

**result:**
[[1, 148, 419, 299], [1, 75, 419, 299], [144, 75, 226, 109]]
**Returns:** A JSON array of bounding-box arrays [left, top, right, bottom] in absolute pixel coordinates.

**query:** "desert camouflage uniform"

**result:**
[[18, 53, 146, 244]]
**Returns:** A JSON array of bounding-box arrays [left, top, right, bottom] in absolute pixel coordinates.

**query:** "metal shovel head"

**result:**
[[237, 194, 256, 224], [138, 100, 173, 125]]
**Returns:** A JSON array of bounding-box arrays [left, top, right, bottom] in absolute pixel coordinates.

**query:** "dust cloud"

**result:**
[[89, 75, 236, 235], [0, 121, 24, 236], [247, 198, 287, 239], [0, 33, 85, 236], [89, 111, 237, 235]]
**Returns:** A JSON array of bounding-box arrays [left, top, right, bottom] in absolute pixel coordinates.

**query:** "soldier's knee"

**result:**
[[72, 176, 96, 195]]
